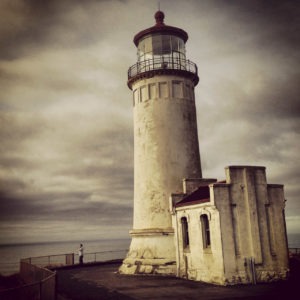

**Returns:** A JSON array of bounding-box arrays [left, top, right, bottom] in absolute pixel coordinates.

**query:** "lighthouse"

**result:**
[[119, 10, 289, 284], [120, 11, 202, 275]]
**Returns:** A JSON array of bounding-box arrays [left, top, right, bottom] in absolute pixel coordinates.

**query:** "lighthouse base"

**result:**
[[119, 228, 176, 276]]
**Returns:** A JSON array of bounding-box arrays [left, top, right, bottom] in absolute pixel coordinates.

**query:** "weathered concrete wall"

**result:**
[[133, 75, 202, 230], [120, 75, 202, 275], [173, 166, 289, 285], [174, 203, 225, 284], [222, 166, 289, 283], [211, 183, 246, 284], [120, 233, 176, 275]]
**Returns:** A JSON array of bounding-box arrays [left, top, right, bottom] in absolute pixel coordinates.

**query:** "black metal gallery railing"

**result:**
[[128, 57, 198, 80]]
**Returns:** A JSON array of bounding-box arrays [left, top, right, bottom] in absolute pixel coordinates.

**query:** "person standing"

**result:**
[[78, 243, 84, 264]]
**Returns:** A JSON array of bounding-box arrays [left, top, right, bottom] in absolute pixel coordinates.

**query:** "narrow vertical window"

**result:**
[[201, 214, 211, 248], [159, 82, 168, 98], [181, 217, 189, 248], [185, 84, 191, 99], [172, 81, 183, 98], [133, 89, 139, 106], [149, 83, 156, 99], [141, 85, 148, 101]]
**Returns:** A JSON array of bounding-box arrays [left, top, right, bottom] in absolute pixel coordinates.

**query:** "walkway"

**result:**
[[56, 258, 299, 300]]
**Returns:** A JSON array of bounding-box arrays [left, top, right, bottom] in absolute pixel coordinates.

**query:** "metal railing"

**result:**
[[289, 248, 300, 256], [27, 250, 127, 266], [128, 57, 198, 79], [78, 249, 128, 264], [23, 253, 75, 269], [0, 249, 128, 300], [0, 261, 56, 300]]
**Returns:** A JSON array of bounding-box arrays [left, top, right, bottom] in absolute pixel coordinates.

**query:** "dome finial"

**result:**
[[155, 10, 165, 25]]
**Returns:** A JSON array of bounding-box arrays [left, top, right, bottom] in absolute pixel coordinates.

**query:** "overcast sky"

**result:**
[[0, 0, 299, 244]]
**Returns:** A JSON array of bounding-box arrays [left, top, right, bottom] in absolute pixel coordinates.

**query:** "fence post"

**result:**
[[39, 280, 42, 300], [55, 272, 58, 300], [65, 253, 74, 265]]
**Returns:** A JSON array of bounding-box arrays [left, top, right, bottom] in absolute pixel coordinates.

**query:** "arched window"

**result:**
[[200, 214, 211, 248], [181, 217, 189, 248]]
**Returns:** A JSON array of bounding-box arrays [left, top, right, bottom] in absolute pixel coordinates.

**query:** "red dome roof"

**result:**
[[133, 11, 188, 46], [154, 10, 165, 25]]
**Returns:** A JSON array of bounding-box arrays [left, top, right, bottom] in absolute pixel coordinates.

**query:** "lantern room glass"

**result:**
[[137, 34, 186, 63]]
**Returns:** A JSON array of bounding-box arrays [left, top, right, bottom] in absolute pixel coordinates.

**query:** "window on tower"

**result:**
[[149, 83, 156, 99], [141, 85, 148, 101], [172, 80, 183, 98], [159, 82, 168, 98], [133, 89, 139, 106]]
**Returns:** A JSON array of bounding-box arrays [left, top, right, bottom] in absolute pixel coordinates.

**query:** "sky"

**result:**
[[0, 0, 299, 245]]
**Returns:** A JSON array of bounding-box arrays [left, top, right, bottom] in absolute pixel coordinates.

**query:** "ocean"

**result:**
[[0, 238, 130, 276], [0, 234, 299, 276], [287, 233, 300, 248]]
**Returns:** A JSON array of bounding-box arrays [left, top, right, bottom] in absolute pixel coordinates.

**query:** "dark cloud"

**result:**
[[232, 0, 300, 48], [222, 75, 300, 123], [0, 179, 27, 194], [0, 188, 132, 224], [0, 0, 135, 60], [0, 0, 57, 59]]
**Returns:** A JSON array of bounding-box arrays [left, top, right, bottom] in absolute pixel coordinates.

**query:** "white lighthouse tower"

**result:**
[[120, 11, 202, 275]]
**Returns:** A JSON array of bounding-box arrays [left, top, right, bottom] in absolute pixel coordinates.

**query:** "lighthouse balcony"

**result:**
[[128, 57, 199, 88]]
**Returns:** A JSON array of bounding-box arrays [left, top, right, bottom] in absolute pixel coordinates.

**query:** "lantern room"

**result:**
[[127, 11, 199, 89]]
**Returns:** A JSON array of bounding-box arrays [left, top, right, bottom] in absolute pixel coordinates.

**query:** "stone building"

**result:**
[[119, 11, 289, 285], [171, 166, 289, 284]]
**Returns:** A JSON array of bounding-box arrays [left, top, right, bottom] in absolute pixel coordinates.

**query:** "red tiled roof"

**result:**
[[176, 198, 210, 207], [175, 180, 227, 208], [175, 185, 210, 207]]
